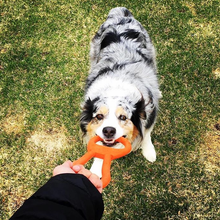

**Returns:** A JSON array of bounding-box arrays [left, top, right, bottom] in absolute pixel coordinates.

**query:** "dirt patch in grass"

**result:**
[[27, 126, 69, 153], [1, 112, 71, 153], [1, 112, 27, 135], [200, 119, 220, 174], [212, 68, 220, 79]]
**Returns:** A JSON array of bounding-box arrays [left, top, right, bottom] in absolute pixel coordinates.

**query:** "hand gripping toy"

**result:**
[[73, 136, 132, 188]]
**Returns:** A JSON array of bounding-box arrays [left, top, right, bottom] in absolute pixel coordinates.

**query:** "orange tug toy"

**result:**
[[73, 136, 132, 188]]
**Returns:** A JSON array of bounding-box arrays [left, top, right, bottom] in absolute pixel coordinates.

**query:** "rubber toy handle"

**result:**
[[73, 136, 132, 188]]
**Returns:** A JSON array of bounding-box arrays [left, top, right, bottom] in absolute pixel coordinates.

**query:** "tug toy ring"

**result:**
[[73, 136, 132, 188]]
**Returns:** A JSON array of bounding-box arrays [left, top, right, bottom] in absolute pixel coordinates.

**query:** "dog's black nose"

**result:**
[[103, 126, 116, 138]]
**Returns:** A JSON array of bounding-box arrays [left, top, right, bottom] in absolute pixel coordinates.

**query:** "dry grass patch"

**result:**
[[200, 119, 220, 174], [27, 126, 69, 153], [212, 68, 220, 79], [1, 112, 27, 135]]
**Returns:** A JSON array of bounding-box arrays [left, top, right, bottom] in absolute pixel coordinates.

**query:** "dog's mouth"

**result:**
[[102, 139, 117, 147], [102, 135, 126, 147]]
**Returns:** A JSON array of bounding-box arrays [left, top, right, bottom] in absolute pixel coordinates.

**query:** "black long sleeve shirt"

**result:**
[[10, 174, 104, 220]]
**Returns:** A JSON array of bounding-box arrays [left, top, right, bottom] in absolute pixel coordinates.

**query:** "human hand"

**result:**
[[53, 160, 75, 175], [53, 161, 103, 193], [73, 164, 103, 193]]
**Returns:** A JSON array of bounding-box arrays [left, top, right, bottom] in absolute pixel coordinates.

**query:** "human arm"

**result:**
[[10, 161, 104, 220]]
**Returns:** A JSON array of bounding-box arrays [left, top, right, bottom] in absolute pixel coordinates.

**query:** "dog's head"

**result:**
[[80, 96, 147, 146]]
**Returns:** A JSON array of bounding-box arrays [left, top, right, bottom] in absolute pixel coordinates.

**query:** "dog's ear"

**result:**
[[131, 97, 146, 139], [145, 90, 157, 129], [80, 97, 99, 134]]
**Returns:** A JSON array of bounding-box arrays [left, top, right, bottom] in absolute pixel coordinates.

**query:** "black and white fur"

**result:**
[[80, 7, 161, 177]]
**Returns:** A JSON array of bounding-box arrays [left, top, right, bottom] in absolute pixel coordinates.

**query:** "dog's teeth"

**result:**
[[102, 139, 116, 147], [104, 139, 115, 144]]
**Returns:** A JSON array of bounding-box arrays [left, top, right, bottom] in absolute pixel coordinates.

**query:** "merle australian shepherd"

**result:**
[[80, 7, 161, 177]]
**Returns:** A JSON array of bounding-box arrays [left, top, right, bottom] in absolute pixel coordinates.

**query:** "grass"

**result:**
[[0, 0, 220, 219]]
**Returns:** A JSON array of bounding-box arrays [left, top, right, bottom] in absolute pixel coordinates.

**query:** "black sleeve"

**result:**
[[10, 174, 104, 220]]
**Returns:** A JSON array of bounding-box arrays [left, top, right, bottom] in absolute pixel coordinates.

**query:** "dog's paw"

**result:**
[[142, 145, 156, 162]]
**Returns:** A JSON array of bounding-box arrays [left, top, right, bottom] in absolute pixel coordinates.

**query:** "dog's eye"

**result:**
[[119, 115, 127, 121], [96, 114, 104, 120]]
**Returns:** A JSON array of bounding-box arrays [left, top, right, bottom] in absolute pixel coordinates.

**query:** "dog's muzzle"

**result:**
[[102, 126, 116, 146]]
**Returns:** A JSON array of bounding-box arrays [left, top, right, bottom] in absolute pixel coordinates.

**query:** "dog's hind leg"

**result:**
[[141, 127, 156, 162], [90, 157, 103, 178]]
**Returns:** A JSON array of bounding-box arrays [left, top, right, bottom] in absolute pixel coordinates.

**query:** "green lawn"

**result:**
[[1, 0, 220, 219]]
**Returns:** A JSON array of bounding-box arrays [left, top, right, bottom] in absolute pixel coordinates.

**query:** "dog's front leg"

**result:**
[[141, 127, 156, 162], [90, 157, 103, 178]]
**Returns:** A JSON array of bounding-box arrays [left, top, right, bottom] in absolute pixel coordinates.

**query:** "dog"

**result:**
[[80, 7, 161, 177]]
